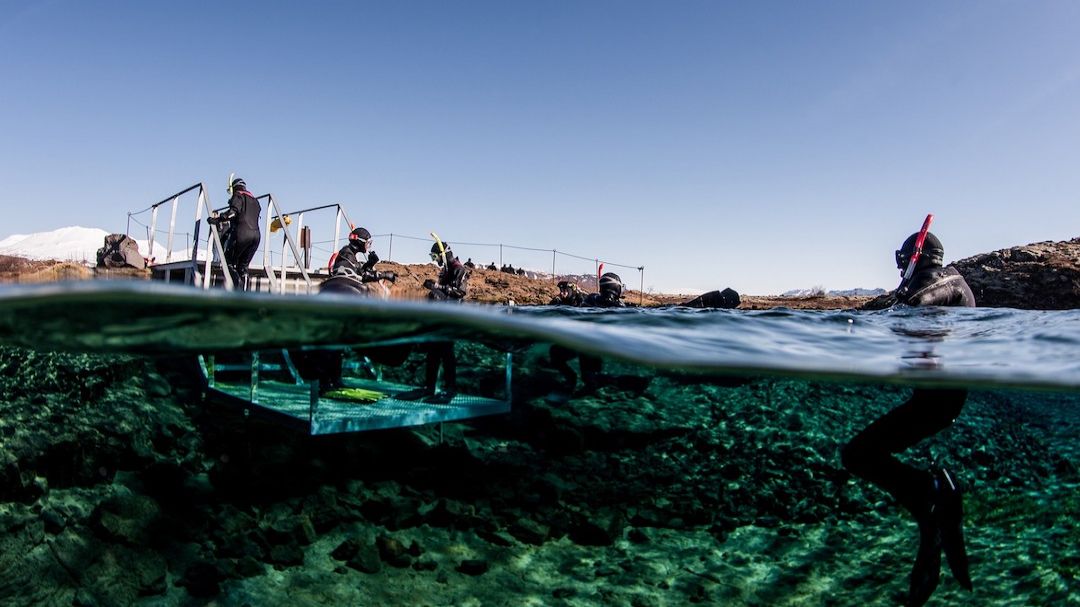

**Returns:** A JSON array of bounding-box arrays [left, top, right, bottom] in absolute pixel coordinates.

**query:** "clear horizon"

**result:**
[[2, 1, 1079, 294]]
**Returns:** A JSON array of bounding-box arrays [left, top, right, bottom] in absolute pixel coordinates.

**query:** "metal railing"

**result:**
[[256, 194, 316, 294], [127, 182, 234, 290]]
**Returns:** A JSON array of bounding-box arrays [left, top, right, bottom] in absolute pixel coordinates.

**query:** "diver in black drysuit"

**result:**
[[842, 231, 976, 607], [208, 177, 261, 289], [322, 227, 397, 295], [549, 280, 586, 306], [398, 241, 469, 404], [548, 272, 625, 392], [293, 227, 399, 393]]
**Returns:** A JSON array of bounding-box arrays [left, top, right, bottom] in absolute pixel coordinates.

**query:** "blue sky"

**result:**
[[2, 1, 1079, 294]]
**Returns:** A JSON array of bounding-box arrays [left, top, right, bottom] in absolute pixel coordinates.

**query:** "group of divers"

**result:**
[[212, 177, 976, 606]]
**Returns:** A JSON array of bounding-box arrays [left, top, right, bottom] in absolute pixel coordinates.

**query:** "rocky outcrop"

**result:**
[[951, 238, 1080, 309]]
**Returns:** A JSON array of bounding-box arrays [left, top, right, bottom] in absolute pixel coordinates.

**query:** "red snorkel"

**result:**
[[901, 214, 934, 285]]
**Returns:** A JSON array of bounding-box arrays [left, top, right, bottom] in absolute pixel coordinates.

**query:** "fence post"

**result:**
[[639, 266, 645, 306], [499, 244, 503, 267], [551, 250, 556, 282]]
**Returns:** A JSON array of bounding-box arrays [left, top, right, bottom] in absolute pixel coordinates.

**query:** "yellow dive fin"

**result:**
[[322, 387, 385, 403]]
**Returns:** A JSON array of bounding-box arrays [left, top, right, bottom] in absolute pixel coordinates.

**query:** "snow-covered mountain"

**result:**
[[780, 287, 887, 297], [0, 226, 168, 264]]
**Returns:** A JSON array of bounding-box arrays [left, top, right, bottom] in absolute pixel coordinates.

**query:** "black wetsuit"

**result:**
[[842, 263, 976, 605], [422, 256, 469, 397], [300, 244, 398, 391], [547, 290, 623, 391], [549, 290, 586, 306], [217, 189, 261, 287], [429, 256, 468, 301], [321, 245, 388, 295]]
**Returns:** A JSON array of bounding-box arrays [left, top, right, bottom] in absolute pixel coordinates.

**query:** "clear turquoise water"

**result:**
[[0, 281, 1076, 606]]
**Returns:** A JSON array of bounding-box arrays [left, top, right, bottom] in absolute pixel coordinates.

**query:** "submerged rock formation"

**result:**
[[1, 345, 1077, 605], [950, 238, 1080, 309]]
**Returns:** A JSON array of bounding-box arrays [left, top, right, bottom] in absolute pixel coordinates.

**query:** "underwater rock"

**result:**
[[568, 508, 625, 546], [508, 517, 549, 545], [93, 493, 160, 545], [331, 537, 360, 561], [347, 543, 383, 574], [265, 514, 316, 547], [456, 559, 490, 576], [268, 544, 305, 566], [376, 533, 412, 568], [177, 561, 221, 598]]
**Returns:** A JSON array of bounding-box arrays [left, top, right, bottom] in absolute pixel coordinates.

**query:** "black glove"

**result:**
[[207, 215, 220, 226], [422, 278, 436, 290], [367, 250, 380, 265], [378, 271, 397, 283]]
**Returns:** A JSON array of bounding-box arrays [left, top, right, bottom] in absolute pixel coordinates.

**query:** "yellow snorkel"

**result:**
[[227, 172, 235, 196], [430, 231, 448, 267]]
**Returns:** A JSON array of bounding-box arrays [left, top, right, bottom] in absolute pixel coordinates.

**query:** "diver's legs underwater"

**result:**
[[841, 388, 973, 606]]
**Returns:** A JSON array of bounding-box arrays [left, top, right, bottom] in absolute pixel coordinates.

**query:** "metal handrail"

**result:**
[[129, 182, 232, 290], [257, 194, 314, 294], [195, 184, 234, 291]]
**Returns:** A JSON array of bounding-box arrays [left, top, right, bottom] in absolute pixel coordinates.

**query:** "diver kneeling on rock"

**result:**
[[843, 222, 976, 607]]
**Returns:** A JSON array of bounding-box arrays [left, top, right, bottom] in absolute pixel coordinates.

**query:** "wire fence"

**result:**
[[370, 232, 645, 294]]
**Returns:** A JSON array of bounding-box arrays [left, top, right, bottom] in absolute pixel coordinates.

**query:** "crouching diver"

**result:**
[[550, 280, 586, 306], [843, 224, 976, 606], [398, 238, 469, 403], [321, 227, 397, 295], [207, 176, 261, 289], [294, 227, 399, 394], [547, 272, 625, 393]]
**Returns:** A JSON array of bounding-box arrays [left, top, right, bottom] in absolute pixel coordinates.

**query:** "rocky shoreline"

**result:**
[[4, 236, 1079, 310]]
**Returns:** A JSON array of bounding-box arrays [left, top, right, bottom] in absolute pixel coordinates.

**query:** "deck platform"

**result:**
[[209, 376, 511, 435]]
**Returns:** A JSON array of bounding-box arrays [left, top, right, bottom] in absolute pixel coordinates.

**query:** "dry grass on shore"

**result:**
[[0, 254, 870, 309]]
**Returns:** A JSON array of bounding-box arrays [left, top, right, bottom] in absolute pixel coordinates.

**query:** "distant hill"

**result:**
[[0, 226, 167, 264]]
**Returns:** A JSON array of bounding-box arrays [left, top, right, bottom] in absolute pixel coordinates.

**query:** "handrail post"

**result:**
[[279, 210, 287, 294], [197, 184, 233, 291], [148, 205, 159, 264], [165, 196, 179, 263], [262, 196, 272, 269]]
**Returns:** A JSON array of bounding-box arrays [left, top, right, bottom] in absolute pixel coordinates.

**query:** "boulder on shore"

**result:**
[[951, 238, 1080, 310]]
